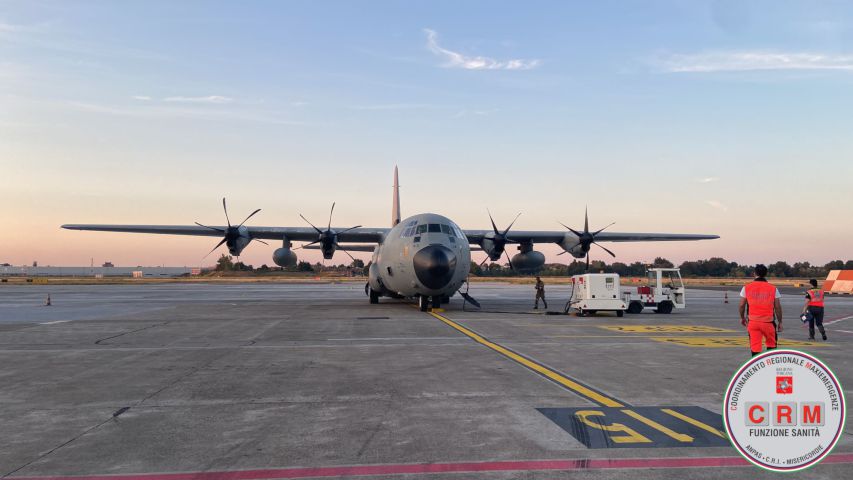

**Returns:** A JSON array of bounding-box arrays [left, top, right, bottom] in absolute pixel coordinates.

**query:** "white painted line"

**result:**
[[40, 320, 69, 325], [825, 315, 853, 325], [326, 336, 463, 341]]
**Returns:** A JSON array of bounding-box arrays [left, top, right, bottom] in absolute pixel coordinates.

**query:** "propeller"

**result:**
[[480, 210, 521, 270], [196, 198, 267, 258], [298, 202, 361, 260], [558, 206, 615, 270]]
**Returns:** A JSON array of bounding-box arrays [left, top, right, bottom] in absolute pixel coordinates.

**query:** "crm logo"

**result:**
[[724, 350, 845, 472]]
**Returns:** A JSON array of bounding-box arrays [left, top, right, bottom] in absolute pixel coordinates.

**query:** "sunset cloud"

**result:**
[[424, 29, 541, 71]]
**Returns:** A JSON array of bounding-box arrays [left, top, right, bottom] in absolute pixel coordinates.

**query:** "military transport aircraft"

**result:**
[[63, 167, 718, 311]]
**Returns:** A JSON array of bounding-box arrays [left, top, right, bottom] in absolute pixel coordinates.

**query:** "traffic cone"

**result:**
[[45, 294, 52, 306], [724, 291, 729, 304]]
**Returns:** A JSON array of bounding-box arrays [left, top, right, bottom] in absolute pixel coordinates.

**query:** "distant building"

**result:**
[[102, 262, 114, 268], [0, 266, 193, 277]]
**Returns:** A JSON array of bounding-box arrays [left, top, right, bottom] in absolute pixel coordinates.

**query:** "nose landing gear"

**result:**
[[418, 295, 443, 312]]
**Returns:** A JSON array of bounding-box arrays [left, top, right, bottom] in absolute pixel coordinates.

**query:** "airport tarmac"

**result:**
[[1, 282, 852, 479]]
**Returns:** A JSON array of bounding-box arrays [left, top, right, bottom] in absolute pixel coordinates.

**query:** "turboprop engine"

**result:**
[[299, 202, 361, 261], [556, 207, 616, 269], [564, 243, 587, 259], [195, 198, 267, 258]]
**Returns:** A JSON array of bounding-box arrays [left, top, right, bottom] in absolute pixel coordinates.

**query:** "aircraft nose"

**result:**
[[413, 245, 457, 290]]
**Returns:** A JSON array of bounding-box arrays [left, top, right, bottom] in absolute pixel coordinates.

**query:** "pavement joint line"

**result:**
[[426, 310, 627, 408], [10, 454, 853, 479]]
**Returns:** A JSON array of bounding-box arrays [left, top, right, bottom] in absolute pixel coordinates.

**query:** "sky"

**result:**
[[2, 0, 852, 268]]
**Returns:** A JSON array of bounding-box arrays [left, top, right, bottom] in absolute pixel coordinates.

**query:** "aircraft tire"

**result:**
[[369, 288, 379, 304], [419, 295, 429, 312]]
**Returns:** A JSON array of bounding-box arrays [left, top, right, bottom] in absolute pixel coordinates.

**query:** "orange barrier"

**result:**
[[824, 270, 853, 295]]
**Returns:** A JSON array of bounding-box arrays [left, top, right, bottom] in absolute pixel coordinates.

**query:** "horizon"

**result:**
[[2, 1, 851, 267]]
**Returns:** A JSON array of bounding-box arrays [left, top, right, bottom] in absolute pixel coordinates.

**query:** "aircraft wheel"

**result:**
[[431, 296, 441, 308], [369, 288, 379, 304], [418, 295, 429, 312], [616, 310, 624, 317]]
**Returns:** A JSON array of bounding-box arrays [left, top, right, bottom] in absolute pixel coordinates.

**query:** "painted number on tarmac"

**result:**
[[598, 325, 735, 333], [650, 337, 830, 348], [538, 406, 729, 449]]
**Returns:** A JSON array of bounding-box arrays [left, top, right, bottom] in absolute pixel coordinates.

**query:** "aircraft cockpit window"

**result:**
[[428, 224, 441, 233], [440, 224, 454, 236], [417, 224, 428, 234]]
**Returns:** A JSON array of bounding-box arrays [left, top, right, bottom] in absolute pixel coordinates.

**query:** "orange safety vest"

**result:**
[[807, 288, 825, 307], [744, 280, 777, 322]]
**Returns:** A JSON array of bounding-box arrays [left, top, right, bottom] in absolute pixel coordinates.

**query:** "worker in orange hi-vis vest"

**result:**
[[802, 278, 828, 341], [738, 264, 783, 357]]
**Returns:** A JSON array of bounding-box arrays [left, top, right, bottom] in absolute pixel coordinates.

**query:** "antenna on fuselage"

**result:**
[[391, 165, 401, 227]]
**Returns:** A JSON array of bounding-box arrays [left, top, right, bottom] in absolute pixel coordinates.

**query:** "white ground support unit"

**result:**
[[568, 273, 627, 317], [621, 267, 686, 314]]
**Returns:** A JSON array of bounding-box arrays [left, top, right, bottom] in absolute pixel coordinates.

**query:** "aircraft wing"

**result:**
[[462, 230, 565, 244], [61, 225, 389, 243], [462, 229, 719, 244], [592, 232, 720, 242]]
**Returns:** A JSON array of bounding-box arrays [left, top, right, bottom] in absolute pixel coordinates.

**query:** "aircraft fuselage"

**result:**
[[368, 213, 471, 302]]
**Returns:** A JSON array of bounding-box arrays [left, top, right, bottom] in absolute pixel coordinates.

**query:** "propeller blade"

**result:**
[[327, 202, 335, 231], [339, 247, 357, 263], [594, 242, 616, 257], [203, 237, 228, 258], [487, 209, 499, 234], [592, 222, 615, 237], [556, 250, 567, 256], [479, 256, 489, 267], [294, 240, 320, 250], [504, 250, 514, 271], [584, 206, 589, 233], [502, 213, 522, 236], [335, 225, 363, 235], [195, 222, 224, 233], [237, 208, 261, 228], [299, 214, 323, 234], [559, 222, 584, 238], [253, 239, 269, 246], [222, 198, 231, 227], [585, 252, 590, 270]]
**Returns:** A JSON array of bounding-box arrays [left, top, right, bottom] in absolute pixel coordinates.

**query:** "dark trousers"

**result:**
[[535, 292, 547, 309], [807, 306, 826, 339]]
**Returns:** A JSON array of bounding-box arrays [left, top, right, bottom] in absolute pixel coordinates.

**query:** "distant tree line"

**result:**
[[471, 257, 853, 278], [213, 254, 365, 275], [212, 254, 851, 278]]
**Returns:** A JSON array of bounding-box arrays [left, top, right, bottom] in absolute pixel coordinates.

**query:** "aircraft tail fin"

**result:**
[[391, 166, 401, 226]]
